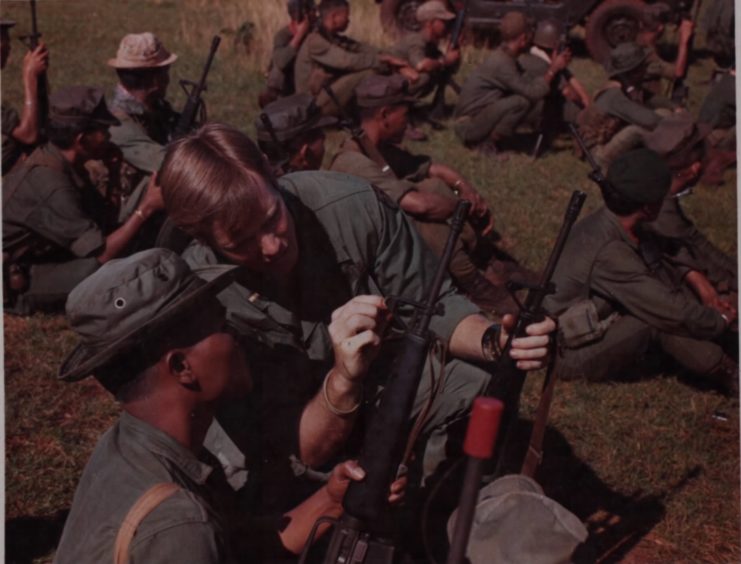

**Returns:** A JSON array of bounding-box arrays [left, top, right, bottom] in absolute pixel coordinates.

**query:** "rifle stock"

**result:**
[[173, 35, 221, 138]]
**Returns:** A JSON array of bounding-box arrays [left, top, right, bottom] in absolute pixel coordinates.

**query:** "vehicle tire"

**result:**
[[380, 0, 425, 35], [585, 0, 646, 64]]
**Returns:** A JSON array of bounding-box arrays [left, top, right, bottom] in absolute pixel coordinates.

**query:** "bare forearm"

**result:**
[[298, 369, 360, 466], [400, 190, 457, 221], [279, 486, 342, 554], [97, 205, 155, 264], [428, 162, 463, 188], [12, 76, 40, 145], [675, 41, 689, 79]]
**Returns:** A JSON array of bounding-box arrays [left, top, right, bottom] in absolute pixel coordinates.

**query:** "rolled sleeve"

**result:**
[[309, 35, 379, 72], [330, 150, 417, 204]]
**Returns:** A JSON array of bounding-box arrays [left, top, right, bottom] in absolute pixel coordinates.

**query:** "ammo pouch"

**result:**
[[558, 300, 618, 349]]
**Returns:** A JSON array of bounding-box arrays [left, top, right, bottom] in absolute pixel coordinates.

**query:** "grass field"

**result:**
[[1, 1, 738, 562]]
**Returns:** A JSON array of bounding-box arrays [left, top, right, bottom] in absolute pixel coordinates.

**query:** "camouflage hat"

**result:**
[[416, 1, 456, 23], [0, 19, 16, 29], [59, 249, 238, 382], [356, 74, 416, 108], [499, 11, 530, 41], [607, 148, 671, 204], [644, 114, 711, 170], [107, 32, 178, 69], [605, 42, 650, 78], [255, 93, 336, 143], [49, 86, 121, 129]]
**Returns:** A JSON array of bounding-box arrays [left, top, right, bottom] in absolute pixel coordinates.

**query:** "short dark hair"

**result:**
[[600, 183, 644, 216], [258, 128, 323, 165], [47, 121, 101, 149], [319, 0, 349, 17], [116, 67, 167, 91]]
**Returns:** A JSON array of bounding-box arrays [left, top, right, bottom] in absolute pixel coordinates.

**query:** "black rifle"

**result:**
[[304, 201, 471, 564], [667, 0, 702, 105], [429, 0, 467, 119], [488, 189, 586, 476], [259, 112, 292, 176], [172, 35, 221, 138], [19, 0, 48, 137], [568, 122, 609, 191]]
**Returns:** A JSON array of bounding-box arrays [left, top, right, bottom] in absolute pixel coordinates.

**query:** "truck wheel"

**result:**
[[586, 0, 646, 64], [380, 0, 424, 35]]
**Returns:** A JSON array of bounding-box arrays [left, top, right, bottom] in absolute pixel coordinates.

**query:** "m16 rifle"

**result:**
[[568, 122, 609, 191], [258, 112, 293, 176], [299, 201, 472, 564], [666, 0, 702, 105], [487, 187, 586, 476], [19, 0, 48, 137], [429, 0, 467, 120], [172, 35, 221, 138]]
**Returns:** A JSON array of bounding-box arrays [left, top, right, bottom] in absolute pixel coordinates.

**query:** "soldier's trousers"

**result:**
[[455, 95, 542, 145], [12, 258, 100, 315], [556, 314, 725, 381], [315, 70, 375, 117]]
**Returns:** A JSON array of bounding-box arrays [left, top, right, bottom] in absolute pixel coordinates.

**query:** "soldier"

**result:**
[[2, 86, 164, 315], [576, 42, 670, 170], [518, 19, 590, 142], [697, 67, 736, 186], [330, 73, 532, 316], [453, 11, 570, 157], [158, 123, 554, 493], [54, 248, 403, 563], [294, 0, 418, 116], [544, 149, 737, 393], [258, 0, 315, 108], [637, 3, 694, 101], [254, 92, 336, 175], [1, 18, 49, 174], [106, 32, 179, 224]]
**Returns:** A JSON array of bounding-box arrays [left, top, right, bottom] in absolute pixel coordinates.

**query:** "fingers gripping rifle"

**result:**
[[429, 0, 467, 119], [304, 201, 471, 564], [488, 189, 586, 476], [172, 35, 221, 138], [666, 0, 702, 105], [19, 0, 49, 138]]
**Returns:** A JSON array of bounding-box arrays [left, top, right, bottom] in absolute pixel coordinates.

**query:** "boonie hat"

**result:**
[[605, 42, 650, 78], [49, 86, 121, 129], [644, 114, 711, 170], [606, 148, 671, 204], [499, 11, 530, 41], [59, 249, 238, 382], [108, 32, 178, 69], [356, 74, 416, 108], [256, 93, 336, 143], [416, 1, 456, 23]]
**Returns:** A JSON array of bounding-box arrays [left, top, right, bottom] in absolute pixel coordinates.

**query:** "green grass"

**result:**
[[2, 1, 738, 562]]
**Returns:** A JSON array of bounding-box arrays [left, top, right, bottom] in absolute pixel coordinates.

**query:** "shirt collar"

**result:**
[[530, 45, 551, 64], [111, 84, 149, 117]]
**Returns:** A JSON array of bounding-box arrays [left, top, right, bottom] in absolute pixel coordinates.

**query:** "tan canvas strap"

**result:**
[[113, 482, 181, 564]]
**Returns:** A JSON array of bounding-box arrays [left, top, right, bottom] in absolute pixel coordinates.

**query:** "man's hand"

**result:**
[[22, 42, 48, 84], [140, 173, 165, 214], [443, 48, 460, 67], [549, 48, 571, 74], [398, 65, 420, 84], [329, 295, 389, 384], [326, 460, 407, 505], [500, 314, 555, 371]]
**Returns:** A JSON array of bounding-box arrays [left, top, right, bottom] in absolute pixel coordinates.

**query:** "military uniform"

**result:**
[[294, 28, 385, 115], [518, 47, 580, 127], [390, 31, 442, 97], [183, 171, 493, 483], [2, 103, 22, 173], [699, 72, 736, 149], [53, 412, 230, 564], [2, 144, 110, 314], [265, 25, 300, 99], [544, 205, 727, 381], [454, 47, 549, 145]]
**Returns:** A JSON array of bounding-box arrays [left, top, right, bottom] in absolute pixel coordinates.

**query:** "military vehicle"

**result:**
[[377, 0, 696, 62]]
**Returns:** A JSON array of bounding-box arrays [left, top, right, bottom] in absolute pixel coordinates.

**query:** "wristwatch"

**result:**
[[481, 323, 503, 362]]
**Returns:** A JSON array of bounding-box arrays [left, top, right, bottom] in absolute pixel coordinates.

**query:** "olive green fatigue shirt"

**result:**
[[3, 144, 106, 259], [294, 28, 382, 94], [390, 31, 441, 68], [53, 412, 228, 564], [699, 72, 735, 129], [593, 86, 662, 130], [2, 102, 22, 174], [108, 85, 177, 221], [643, 47, 675, 92], [454, 47, 550, 118], [543, 206, 726, 339], [266, 25, 299, 94]]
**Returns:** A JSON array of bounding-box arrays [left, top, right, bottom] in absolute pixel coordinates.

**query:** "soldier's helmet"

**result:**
[[532, 19, 562, 50]]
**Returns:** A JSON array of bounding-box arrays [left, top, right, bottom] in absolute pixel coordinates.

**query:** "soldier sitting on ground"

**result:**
[[453, 11, 570, 157], [258, 0, 315, 108], [53, 248, 404, 563], [330, 73, 533, 316], [2, 86, 164, 316], [255, 92, 336, 175], [294, 0, 418, 116], [544, 148, 737, 394], [105, 32, 179, 228], [518, 19, 590, 149], [576, 42, 672, 170], [1, 18, 49, 174], [697, 61, 736, 186]]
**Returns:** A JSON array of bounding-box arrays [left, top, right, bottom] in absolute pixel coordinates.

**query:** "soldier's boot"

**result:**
[[457, 270, 519, 318], [705, 354, 739, 397]]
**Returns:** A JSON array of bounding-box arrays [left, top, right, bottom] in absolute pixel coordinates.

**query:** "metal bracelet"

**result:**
[[322, 371, 361, 416]]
